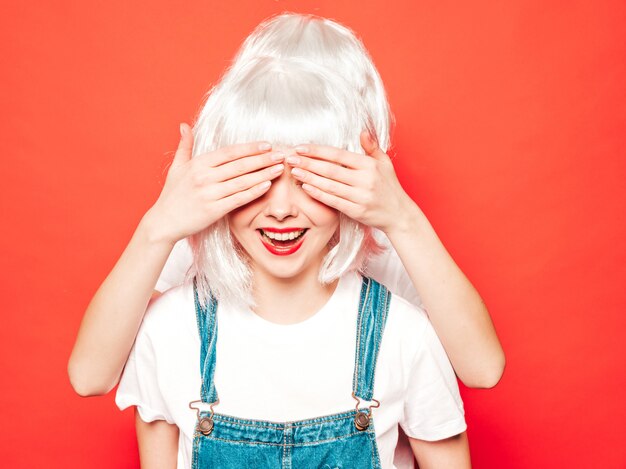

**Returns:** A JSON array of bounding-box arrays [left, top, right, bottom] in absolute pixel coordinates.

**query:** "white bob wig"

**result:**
[[188, 14, 392, 309], [230, 12, 392, 152]]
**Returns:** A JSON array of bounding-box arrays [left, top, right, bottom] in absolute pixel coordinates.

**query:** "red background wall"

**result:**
[[2, 1, 625, 467]]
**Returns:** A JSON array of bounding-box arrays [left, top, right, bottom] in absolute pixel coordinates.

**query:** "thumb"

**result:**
[[172, 123, 194, 167], [360, 131, 385, 159]]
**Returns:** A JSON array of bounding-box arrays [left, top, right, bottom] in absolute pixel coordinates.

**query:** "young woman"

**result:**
[[68, 12, 502, 468], [115, 51, 471, 468], [69, 12, 503, 394]]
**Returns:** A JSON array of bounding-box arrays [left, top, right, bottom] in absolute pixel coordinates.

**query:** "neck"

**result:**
[[250, 261, 339, 325]]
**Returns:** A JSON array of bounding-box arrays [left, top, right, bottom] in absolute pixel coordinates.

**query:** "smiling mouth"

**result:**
[[258, 228, 308, 246], [257, 228, 308, 255]]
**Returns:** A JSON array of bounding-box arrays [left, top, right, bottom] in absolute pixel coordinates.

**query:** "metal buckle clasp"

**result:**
[[189, 399, 220, 436], [351, 392, 380, 431]]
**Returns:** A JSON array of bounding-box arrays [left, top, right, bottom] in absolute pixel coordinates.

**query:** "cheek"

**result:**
[[308, 202, 340, 229], [227, 202, 258, 229], [226, 215, 250, 246]]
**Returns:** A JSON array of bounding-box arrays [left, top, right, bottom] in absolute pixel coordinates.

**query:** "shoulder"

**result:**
[[372, 282, 432, 367], [385, 288, 430, 339], [139, 281, 197, 341]]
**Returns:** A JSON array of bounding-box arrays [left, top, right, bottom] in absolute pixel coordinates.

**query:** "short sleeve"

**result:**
[[115, 313, 174, 424], [400, 319, 467, 441], [155, 238, 193, 293], [363, 229, 424, 309]]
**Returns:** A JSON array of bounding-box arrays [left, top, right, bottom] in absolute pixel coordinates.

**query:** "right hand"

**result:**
[[145, 123, 284, 244]]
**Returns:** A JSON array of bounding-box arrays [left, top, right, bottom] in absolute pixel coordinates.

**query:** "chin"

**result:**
[[260, 262, 309, 280], [255, 252, 323, 280]]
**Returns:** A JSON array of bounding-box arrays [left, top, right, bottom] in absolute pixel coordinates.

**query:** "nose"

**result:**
[[262, 167, 300, 221]]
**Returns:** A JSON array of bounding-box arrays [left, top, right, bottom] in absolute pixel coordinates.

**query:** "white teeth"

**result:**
[[261, 229, 304, 241]]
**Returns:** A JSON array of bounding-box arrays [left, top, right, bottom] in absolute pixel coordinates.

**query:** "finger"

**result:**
[[172, 123, 194, 168], [359, 131, 377, 154], [211, 151, 285, 182], [300, 183, 362, 215], [286, 155, 358, 186], [215, 180, 272, 214], [213, 164, 284, 199], [290, 168, 362, 203], [196, 141, 275, 168], [293, 143, 365, 169], [360, 131, 388, 161]]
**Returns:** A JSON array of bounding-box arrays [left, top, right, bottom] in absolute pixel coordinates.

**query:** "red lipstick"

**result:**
[[257, 228, 307, 256], [259, 227, 306, 233]]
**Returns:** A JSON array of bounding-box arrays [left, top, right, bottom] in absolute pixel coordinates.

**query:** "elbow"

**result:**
[[472, 368, 504, 389], [463, 352, 506, 389], [67, 357, 115, 397]]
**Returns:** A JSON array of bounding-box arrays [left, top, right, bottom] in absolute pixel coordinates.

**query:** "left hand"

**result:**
[[287, 131, 416, 233]]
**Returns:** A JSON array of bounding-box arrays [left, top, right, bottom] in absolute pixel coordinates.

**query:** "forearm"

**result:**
[[409, 432, 471, 468], [68, 210, 175, 396], [385, 200, 505, 388], [136, 409, 179, 469]]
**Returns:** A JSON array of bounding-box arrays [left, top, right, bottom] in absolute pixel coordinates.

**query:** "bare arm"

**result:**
[[135, 409, 179, 469], [385, 201, 505, 388], [289, 134, 505, 389], [68, 124, 284, 396], [409, 432, 472, 469], [68, 212, 174, 396]]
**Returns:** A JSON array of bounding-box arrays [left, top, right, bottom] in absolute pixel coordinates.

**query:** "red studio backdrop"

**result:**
[[1, 1, 625, 467]]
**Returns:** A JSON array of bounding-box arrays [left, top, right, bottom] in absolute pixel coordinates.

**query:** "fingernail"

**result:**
[[271, 152, 285, 161], [259, 142, 272, 151], [271, 164, 284, 174], [291, 168, 304, 178], [294, 145, 308, 153], [285, 156, 300, 165], [179, 123, 187, 137]]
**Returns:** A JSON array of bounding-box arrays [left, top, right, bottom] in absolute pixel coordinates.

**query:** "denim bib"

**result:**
[[190, 276, 391, 469]]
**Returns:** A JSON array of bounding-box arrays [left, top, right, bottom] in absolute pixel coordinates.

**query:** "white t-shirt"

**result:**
[[116, 271, 466, 469], [155, 229, 424, 309]]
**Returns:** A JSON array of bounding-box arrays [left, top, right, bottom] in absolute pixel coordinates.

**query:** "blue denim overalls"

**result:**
[[189, 276, 391, 469]]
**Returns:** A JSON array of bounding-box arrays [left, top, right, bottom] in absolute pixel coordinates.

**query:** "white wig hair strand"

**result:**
[[219, 13, 392, 151], [187, 15, 391, 309]]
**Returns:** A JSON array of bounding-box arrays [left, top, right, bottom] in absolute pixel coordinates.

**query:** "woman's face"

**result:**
[[228, 148, 339, 282]]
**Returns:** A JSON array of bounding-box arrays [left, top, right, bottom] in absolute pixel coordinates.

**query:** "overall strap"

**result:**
[[193, 279, 219, 404], [352, 276, 392, 402]]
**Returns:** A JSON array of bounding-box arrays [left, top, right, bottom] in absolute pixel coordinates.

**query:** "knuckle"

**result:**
[[191, 173, 205, 187], [233, 160, 248, 176], [326, 181, 338, 195], [231, 178, 247, 193]]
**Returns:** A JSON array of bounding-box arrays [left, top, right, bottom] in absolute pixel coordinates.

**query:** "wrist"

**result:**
[[138, 208, 180, 248], [383, 196, 428, 237]]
